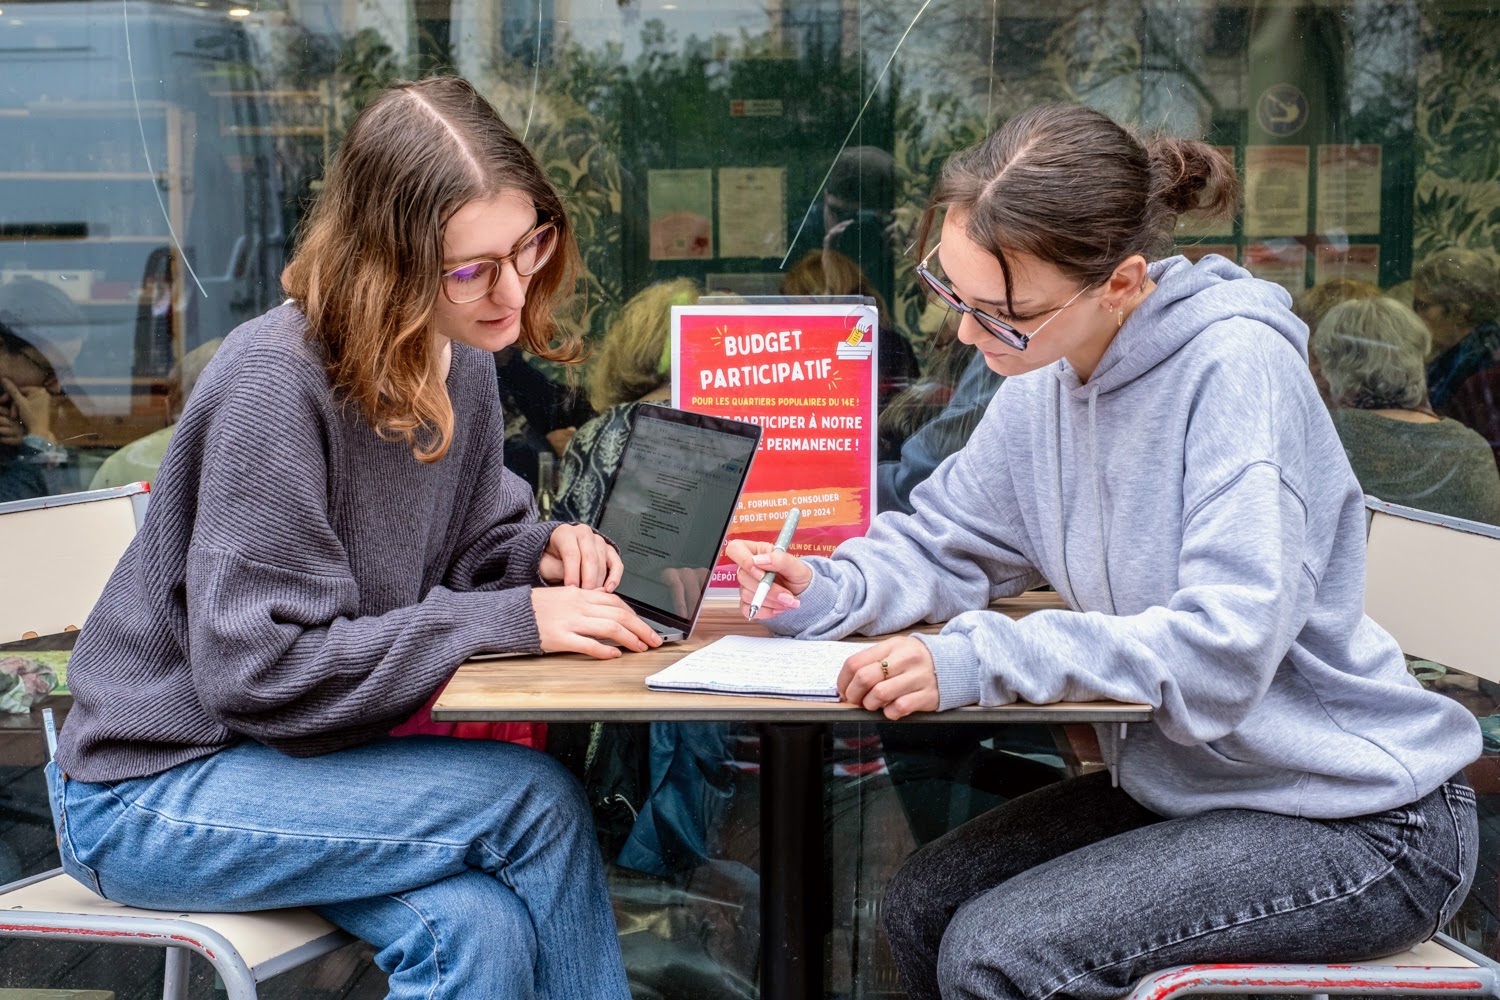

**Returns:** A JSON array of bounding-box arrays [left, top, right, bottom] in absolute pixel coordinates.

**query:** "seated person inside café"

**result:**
[[552, 278, 750, 884], [727, 103, 1479, 1000], [0, 321, 69, 503], [878, 339, 1001, 516], [1416, 247, 1500, 413], [779, 247, 920, 431], [554, 276, 698, 524], [49, 77, 661, 1000], [494, 343, 590, 489], [1291, 276, 1383, 406], [0, 276, 86, 385], [1314, 295, 1500, 524], [787, 144, 901, 311]]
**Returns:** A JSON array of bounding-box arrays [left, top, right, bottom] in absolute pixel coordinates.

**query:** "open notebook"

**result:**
[[645, 634, 871, 701]]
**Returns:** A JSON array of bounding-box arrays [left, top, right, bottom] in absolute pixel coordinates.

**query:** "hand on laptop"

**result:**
[[540, 524, 623, 591], [724, 540, 812, 620], [530, 587, 664, 658]]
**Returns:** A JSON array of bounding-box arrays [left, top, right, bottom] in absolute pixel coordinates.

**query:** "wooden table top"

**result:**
[[432, 592, 1153, 724]]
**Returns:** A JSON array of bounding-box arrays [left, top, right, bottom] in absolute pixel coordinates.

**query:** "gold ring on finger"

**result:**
[[880, 658, 890, 680]]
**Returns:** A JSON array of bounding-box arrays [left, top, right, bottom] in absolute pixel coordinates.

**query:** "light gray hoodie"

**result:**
[[769, 254, 1480, 819]]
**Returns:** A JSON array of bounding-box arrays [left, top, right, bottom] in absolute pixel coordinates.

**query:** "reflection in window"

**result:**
[[3, 0, 1500, 992]]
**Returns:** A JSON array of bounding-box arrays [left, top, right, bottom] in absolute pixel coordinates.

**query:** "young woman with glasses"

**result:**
[[727, 103, 1478, 1000], [50, 78, 656, 999]]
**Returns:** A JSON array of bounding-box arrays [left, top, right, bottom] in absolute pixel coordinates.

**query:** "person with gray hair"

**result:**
[[1314, 296, 1500, 524]]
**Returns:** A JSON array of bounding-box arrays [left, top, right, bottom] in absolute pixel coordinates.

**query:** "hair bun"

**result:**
[[1146, 136, 1239, 221]]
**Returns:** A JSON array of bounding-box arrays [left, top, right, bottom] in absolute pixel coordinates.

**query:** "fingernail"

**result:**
[[779, 593, 799, 607], [752, 554, 770, 566]]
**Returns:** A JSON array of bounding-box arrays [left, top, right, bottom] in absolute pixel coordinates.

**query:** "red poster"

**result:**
[[672, 303, 878, 595]]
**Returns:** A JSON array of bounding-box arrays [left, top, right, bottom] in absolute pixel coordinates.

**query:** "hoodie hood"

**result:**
[[1057, 254, 1308, 399]]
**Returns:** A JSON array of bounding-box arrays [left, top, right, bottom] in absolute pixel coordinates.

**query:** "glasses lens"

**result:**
[[918, 266, 964, 310], [975, 313, 1026, 349], [515, 225, 557, 277], [445, 260, 498, 303]]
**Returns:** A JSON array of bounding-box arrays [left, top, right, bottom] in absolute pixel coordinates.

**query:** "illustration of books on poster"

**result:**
[[835, 316, 875, 361]]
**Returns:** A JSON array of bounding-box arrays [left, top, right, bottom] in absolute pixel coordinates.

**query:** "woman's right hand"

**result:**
[[723, 539, 814, 620], [530, 586, 664, 659]]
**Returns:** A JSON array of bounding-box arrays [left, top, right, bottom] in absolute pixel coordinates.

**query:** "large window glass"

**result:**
[[2, 0, 1498, 994]]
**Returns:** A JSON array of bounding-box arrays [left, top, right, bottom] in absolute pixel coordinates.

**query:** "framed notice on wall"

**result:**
[[671, 302, 878, 596], [717, 167, 787, 258], [648, 168, 714, 260], [1244, 146, 1310, 237], [1316, 145, 1382, 236]]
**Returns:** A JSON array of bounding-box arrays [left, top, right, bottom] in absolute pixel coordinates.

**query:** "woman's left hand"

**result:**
[[1, 378, 54, 442], [838, 635, 939, 720], [540, 523, 623, 592]]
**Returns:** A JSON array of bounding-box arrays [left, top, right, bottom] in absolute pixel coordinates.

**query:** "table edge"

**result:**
[[430, 705, 1154, 724]]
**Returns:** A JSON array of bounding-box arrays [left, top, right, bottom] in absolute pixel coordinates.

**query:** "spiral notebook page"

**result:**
[[645, 634, 872, 701]]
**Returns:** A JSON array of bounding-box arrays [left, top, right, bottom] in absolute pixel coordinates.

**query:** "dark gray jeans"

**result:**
[[882, 770, 1477, 1000]]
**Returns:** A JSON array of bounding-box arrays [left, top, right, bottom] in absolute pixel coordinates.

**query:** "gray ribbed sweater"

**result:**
[[55, 304, 552, 782]]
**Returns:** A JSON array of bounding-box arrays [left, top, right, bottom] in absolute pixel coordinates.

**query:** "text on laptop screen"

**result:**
[[596, 411, 757, 619]]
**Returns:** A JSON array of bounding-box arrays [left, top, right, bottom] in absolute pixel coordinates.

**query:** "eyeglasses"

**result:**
[[916, 241, 1088, 351], [441, 221, 558, 304]]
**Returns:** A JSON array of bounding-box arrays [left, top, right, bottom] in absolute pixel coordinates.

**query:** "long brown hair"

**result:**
[[915, 104, 1239, 309], [282, 77, 583, 462]]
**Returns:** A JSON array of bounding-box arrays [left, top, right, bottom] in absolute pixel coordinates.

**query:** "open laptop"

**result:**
[[474, 405, 761, 657], [594, 404, 761, 642]]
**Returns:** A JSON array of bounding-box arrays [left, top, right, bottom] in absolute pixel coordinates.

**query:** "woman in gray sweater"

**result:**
[[49, 78, 659, 999], [1314, 296, 1500, 525]]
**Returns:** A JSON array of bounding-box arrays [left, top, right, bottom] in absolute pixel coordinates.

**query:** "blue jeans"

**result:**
[[46, 736, 631, 1000], [883, 769, 1478, 1000]]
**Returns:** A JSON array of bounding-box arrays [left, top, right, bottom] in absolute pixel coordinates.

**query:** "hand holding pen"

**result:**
[[725, 507, 813, 621]]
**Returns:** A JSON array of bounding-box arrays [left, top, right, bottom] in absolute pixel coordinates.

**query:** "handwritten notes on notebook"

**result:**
[[645, 634, 871, 701]]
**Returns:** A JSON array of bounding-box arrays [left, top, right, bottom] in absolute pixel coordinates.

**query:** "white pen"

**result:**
[[747, 507, 802, 620]]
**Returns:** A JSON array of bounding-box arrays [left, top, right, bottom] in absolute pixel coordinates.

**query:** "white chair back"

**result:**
[[0, 484, 149, 642], [1364, 497, 1500, 683]]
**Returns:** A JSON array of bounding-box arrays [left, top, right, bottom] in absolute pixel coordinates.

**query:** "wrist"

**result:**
[[915, 633, 984, 711], [20, 433, 66, 465]]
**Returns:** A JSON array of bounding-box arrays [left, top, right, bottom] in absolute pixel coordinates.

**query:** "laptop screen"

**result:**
[[595, 406, 761, 629]]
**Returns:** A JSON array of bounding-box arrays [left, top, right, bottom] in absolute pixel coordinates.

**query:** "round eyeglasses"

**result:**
[[441, 221, 558, 304], [916, 241, 1088, 350]]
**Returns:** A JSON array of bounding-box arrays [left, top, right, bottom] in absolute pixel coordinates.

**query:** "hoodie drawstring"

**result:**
[[1087, 386, 1128, 784], [1049, 377, 1080, 609], [1087, 388, 1119, 617]]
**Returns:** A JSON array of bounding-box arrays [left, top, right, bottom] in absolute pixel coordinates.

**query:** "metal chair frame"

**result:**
[[0, 865, 350, 1000], [0, 485, 353, 998]]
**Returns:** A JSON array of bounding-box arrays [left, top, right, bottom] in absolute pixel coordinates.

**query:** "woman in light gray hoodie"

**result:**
[[726, 104, 1479, 1000]]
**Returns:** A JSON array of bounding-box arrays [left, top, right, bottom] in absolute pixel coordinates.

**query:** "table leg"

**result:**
[[759, 722, 828, 1000]]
